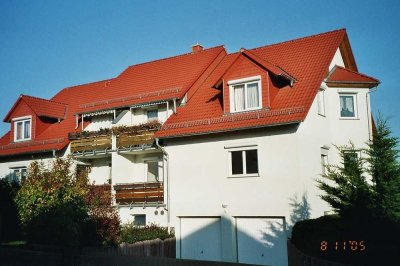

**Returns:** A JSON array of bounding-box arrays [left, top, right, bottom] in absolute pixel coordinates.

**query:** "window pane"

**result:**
[[245, 149, 258, 174], [21, 168, 27, 183], [147, 161, 159, 182], [24, 120, 31, 138], [321, 155, 328, 175], [340, 96, 355, 117], [231, 151, 243, 175], [16, 122, 22, 140], [246, 83, 259, 108], [134, 215, 146, 226], [344, 152, 358, 170], [233, 85, 245, 111], [147, 110, 158, 121]]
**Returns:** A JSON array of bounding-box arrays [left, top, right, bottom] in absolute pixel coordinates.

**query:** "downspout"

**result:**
[[155, 138, 170, 227], [75, 115, 79, 129], [367, 86, 379, 141], [52, 149, 57, 158]]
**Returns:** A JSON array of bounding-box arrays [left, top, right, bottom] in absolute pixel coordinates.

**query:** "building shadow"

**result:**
[[287, 191, 311, 238], [179, 215, 289, 266]]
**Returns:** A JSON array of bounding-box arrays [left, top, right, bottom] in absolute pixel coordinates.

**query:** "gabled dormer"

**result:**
[[220, 49, 295, 114], [3, 95, 67, 142]]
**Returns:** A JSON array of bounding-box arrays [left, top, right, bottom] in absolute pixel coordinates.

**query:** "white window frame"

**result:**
[[228, 76, 262, 113], [343, 150, 361, 170], [317, 88, 326, 116], [10, 167, 28, 183], [225, 144, 259, 178], [339, 93, 358, 119], [13, 116, 32, 142]]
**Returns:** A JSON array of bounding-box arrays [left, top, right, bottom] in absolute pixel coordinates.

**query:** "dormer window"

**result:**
[[228, 76, 262, 113], [13, 116, 32, 142]]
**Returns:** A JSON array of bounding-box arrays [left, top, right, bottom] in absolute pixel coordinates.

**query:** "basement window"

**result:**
[[133, 215, 146, 226], [13, 117, 32, 142]]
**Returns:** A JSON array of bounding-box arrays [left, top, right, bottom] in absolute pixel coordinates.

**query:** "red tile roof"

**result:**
[[76, 46, 226, 114], [0, 47, 226, 156], [0, 29, 380, 156], [326, 65, 380, 87], [3, 95, 67, 122], [157, 29, 352, 138]]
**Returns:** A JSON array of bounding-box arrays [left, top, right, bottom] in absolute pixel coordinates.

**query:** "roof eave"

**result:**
[[157, 120, 302, 139], [326, 81, 380, 88]]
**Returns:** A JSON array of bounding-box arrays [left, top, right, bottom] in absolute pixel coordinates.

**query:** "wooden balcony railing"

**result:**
[[70, 135, 112, 153], [116, 131, 155, 149], [114, 182, 164, 205]]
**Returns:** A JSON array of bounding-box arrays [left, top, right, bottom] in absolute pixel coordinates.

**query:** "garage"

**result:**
[[179, 216, 288, 266], [236, 217, 288, 266], [180, 217, 222, 261]]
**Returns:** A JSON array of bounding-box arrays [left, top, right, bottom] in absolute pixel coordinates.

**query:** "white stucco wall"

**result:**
[[87, 157, 111, 185], [164, 78, 373, 260], [329, 48, 345, 70]]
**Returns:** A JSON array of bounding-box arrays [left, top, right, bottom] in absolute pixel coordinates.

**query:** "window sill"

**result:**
[[339, 117, 359, 120], [318, 113, 326, 117], [13, 139, 32, 143], [228, 174, 260, 178]]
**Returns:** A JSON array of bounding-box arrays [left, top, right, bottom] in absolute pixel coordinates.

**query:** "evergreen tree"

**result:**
[[365, 117, 400, 221], [317, 143, 372, 219]]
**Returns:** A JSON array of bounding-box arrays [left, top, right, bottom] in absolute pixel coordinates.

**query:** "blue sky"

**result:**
[[0, 0, 399, 138]]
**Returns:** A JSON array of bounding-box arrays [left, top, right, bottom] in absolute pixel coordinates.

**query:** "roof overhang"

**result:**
[[158, 120, 301, 139]]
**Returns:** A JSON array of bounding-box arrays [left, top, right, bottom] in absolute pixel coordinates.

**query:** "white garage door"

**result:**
[[236, 217, 288, 266], [180, 217, 222, 261]]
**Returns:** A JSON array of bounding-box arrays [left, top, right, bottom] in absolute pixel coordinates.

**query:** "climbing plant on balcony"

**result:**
[[68, 127, 112, 140], [111, 120, 161, 136]]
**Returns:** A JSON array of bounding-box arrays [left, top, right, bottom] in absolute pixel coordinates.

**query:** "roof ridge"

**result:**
[[60, 78, 114, 91], [334, 65, 380, 82], [120, 45, 225, 74], [250, 28, 346, 51], [21, 94, 68, 106]]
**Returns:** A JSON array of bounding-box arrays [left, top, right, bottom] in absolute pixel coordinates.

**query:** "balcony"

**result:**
[[69, 135, 112, 153], [114, 121, 161, 150], [114, 182, 164, 205]]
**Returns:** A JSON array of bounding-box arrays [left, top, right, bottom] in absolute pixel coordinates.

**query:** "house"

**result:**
[[0, 29, 379, 266]]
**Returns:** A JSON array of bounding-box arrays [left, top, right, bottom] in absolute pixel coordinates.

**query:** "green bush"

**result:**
[[120, 223, 174, 244], [15, 158, 120, 247]]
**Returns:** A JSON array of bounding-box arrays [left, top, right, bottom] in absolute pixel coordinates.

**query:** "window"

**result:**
[[317, 89, 325, 116], [146, 109, 158, 121], [229, 149, 259, 177], [146, 160, 159, 182], [229, 76, 262, 112], [133, 214, 146, 226], [343, 151, 359, 171], [9, 167, 27, 183], [339, 94, 357, 118], [321, 154, 328, 175], [14, 118, 31, 141]]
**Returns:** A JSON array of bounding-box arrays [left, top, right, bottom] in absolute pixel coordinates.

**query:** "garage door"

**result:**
[[180, 217, 222, 261], [236, 217, 288, 266]]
